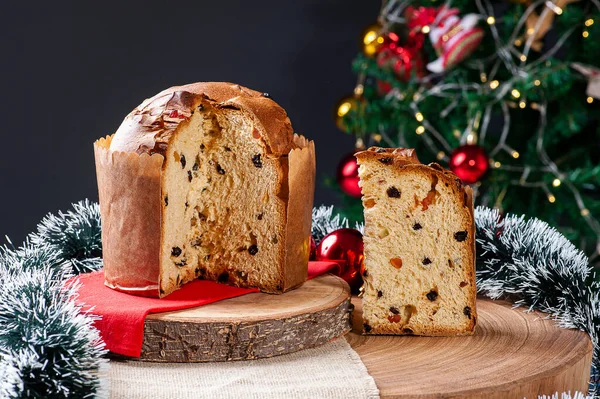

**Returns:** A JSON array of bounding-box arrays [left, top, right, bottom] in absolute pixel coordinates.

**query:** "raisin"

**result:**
[[387, 186, 401, 198], [377, 290, 383, 298], [198, 212, 207, 222], [159, 289, 165, 295], [448, 259, 454, 268], [185, 201, 189, 209], [262, 92, 271, 98], [363, 269, 368, 277], [389, 307, 400, 314], [257, 213, 264, 220], [164, 196, 168, 206], [363, 323, 372, 333], [171, 247, 182, 257], [187, 170, 193, 182], [413, 223, 422, 230], [252, 154, 263, 168], [426, 290, 438, 301], [464, 306, 472, 319], [276, 284, 283, 291], [200, 144, 205, 151], [454, 231, 468, 242], [402, 328, 414, 334], [248, 245, 259, 255], [174, 258, 187, 267], [204, 255, 211, 261], [218, 272, 229, 283], [379, 157, 393, 165], [216, 164, 225, 174], [460, 281, 468, 287], [224, 146, 232, 152], [192, 162, 199, 171], [180, 154, 186, 168], [390, 257, 403, 269], [422, 257, 432, 265]]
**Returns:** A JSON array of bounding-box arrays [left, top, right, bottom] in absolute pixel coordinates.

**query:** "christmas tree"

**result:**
[[333, 0, 600, 259]]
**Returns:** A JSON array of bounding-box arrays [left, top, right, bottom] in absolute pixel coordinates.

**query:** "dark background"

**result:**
[[0, 0, 380, 242]]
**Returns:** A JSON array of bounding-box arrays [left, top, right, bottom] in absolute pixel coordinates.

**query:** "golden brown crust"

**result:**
[[355, 146, 421, 167], [110, 82, 294, 157]]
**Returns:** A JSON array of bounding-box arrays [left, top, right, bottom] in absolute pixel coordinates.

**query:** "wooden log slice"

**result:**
[[347, 296, 593, 399], [139, 274, 352, 362]]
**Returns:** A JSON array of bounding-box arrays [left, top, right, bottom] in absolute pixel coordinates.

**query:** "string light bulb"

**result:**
[[552, 178, 561, 187], [480, 73, 487, 83], [354, 84, 364, 96], [422, 26, 431, 34], [416, 126, 425, 135], [436, 151, 445, 160], [490, 80, 500, 89], [547, 194, 556, 203], [583, 31, 589, 38], [512, 150, 520, 159], [487, 16, 496, 25], [519, 101, 526, 109], [514, 39, 523, 46], [551, 4, 563, 15], [534, 80, 541, 86], [415, 112, 424, 122], [494, 161, 501, 168], [372, 134, 382, 143], [511, 89, 521, 98], [337, 101, 352, 117], [520, 54, 527, 62], [581, 209, 590, 216], [587, 97, 594, 104], [585, 19, 594, 27]]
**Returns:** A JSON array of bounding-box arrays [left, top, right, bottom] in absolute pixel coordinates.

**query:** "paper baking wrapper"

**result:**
[[94, 134, 316, 297], [283, 134, 316, 289], [94, 135, 164, 297]]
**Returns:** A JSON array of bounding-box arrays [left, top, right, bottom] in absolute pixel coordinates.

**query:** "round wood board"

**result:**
[[139, 274, 352, 362], [347, 297, 593, 399]]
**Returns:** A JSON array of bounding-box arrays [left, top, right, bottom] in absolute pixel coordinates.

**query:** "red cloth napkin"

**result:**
[[73, 261, 339, 358]]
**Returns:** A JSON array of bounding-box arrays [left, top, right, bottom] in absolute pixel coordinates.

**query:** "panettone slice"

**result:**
[[356, 147, 477, 335]]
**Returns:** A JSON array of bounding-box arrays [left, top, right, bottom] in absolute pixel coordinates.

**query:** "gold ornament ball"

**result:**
[[361, 23, 384, 57], [334, 95, 363, 132]]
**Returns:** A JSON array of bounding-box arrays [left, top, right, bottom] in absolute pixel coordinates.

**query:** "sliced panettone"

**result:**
[[356, 147, 477, 335], [94, 83, 315, 297]]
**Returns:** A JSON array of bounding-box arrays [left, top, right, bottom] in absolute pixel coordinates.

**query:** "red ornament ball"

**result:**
[[316, 228, 364, 293], [309, 236, 317, 261], [449, 144, 489, 184], [336, 152, 362, 198]]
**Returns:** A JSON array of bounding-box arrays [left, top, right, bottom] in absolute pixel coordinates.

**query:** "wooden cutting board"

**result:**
[[139, 274, 353, 362], [347, 297, 593, 399]]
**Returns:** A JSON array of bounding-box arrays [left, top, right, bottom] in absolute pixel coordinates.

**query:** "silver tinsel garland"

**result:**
[[0, 202, 107, 398], [1, 201, 598, 397]]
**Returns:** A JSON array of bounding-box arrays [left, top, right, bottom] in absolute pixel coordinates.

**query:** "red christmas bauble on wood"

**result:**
[[449, 144, 489, 184], [336, 153, 362, 198], [316, 228, 364, 294]]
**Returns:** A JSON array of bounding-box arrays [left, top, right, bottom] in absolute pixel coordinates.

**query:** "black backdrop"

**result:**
[[0, 0, 380, 242]]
